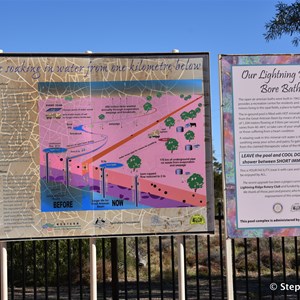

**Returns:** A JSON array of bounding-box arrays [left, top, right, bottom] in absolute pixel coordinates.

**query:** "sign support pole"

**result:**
[[225, 237, 234, 299], [171, 48, 186, 300], [90, 238, 97, 300], [177, 235, 186, 300], [219, 54, 234, 300], [0, 50, 8, 300], [0, 241, 8, 300], [84, 50, 98, 300]]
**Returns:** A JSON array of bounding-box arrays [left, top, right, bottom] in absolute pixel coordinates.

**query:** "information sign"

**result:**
[[221, 54, 300, 238], [0, 53, 214, 240]]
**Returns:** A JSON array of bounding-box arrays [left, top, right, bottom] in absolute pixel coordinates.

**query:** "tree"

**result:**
[[165, 138, 179, 153], [180, 111, 189, 121], [156, 92, 163, 98], [187, 173, 204, 192], [164, 117, 175, 128], [213, 155, 223, 201], [98, 114, 105, 120], [264, 1, 300, 46], [184, 130, 195, 142], [127, 155, 142, 171], [143, 102, 152, 113], [188, 109, 197, 120]]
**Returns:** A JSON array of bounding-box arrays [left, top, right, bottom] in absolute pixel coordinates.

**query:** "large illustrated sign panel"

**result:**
[[0, 53, 214, 240], [220, 54, 300, 238]]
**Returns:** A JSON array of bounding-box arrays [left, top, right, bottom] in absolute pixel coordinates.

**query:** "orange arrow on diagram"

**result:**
[[82, 95, 203, 171]]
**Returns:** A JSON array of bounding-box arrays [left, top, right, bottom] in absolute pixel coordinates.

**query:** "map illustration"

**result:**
[[38, 80, 207, 212]]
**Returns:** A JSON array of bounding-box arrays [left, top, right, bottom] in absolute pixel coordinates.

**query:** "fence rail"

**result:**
[[3, 203, 300, 299]]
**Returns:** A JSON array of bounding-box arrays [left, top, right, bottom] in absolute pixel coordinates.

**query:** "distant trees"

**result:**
[[264, 1, 300, 46], [213, 155, 223, 201]]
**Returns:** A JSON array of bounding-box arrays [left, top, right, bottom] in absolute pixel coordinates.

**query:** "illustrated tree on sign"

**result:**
[[127, 155, 142, 172], [98, 114, 105, 120], [180, 111, 189, 121], [264, 1, 300, 46], [165, 138, 179, 153], [156, 92, 163, 98], [143, 102, 152, 113], [187, 173, 204, 192], [164, 117, 175, 129], [184, 130, 195, 142], [188, 109, 197, 120], [146, 95, 152, 101]]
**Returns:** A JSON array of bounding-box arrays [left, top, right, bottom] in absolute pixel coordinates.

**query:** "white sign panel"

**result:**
[[221, 54, 300, 238]]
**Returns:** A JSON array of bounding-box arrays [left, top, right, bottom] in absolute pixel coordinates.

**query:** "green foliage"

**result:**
[[9, 240, 90, 287], [180, 111, 189, 121], [98, 114, 105, 120], [264, 1, 300, 46], [184, 95, 191, 100], [64, 96, 73, 101], [156, 92, 163, 98], [127, 155, 142, 171], [143, 102, 152, 112], [187, 173, 204, 192], [146, 95, 152, 101], [188, 110, 197, 120], [164, 116, 175, 128], [213, 155, 223, 201], [165, 138, 179, 153], [184, 130, 195, 142], [180, 107, 202, 122]]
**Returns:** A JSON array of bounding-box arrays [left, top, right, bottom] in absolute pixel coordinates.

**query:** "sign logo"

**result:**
[[42, 221, 81, 231], [42, 223, 55, 231], [190, 214, 205, 225], [291, 203, 300, 212], [273, 203, 283, 213]]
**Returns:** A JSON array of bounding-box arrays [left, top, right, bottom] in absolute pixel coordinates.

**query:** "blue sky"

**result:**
[[0, 0, 296, 161]]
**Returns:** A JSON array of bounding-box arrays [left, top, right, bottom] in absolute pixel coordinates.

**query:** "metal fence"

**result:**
[[5, 203, 300, 299]]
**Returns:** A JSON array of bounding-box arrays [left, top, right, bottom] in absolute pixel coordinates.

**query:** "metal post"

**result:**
[[172, 49, 186, 300], [171, 48, 186, 300], [177, 235, 186, 300], [225, 237, 234, 299], [90, 238, 97, 300], [0, 241, 8, 300], [219, 53, 235, 300], [111, 238, 119, 300]]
